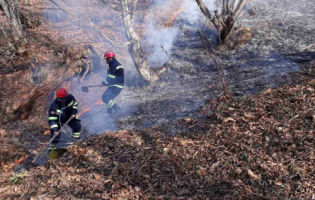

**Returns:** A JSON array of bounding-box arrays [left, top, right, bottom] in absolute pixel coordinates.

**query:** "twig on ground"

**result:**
[[198, 30, 228, 95], [268, 21, 272, 37], [17, 140, 35, 155], [287, 151, 312, 167], [300, 43, 315, 52], [160, 45, 174, 64]]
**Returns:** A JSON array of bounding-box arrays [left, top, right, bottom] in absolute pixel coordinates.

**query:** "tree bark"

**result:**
[[0, 24, 12, 47], [0, 0, 23, 42], [233, 0, 240, 11], [121, 0, 151, 82], [195, 0, 213, 20]]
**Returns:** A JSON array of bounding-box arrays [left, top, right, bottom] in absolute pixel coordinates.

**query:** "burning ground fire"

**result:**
[[166, 3, 187, 28], [2, 155, 29, 173], [77, 99, 104, 117], [44, 130, 50, 135], [4, 142, 49, 173]]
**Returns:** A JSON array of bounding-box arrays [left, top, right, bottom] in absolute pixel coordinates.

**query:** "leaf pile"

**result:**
[[1, 82, 315, 199]]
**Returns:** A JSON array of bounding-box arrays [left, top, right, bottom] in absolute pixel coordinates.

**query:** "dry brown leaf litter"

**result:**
[[1, 82, 315, 199]]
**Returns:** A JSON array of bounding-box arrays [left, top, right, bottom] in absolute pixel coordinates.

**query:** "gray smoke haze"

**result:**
[[43, 0, 123, 134], [142, 24, 179, 67], [43, 0, 220, 134], [142, 0, 215, 67], [180, 0, 215, 23]]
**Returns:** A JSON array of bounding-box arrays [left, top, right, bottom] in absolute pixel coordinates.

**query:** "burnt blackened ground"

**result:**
[[108, 0, 315, 132]]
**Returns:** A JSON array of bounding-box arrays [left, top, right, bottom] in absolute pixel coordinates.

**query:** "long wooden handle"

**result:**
[[32, 117, 73, 163], [85, 85, 103, 88]]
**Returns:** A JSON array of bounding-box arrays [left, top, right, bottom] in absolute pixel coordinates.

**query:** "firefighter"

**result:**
[[101, 51, 124, 115], [48, 88, 81, 151]]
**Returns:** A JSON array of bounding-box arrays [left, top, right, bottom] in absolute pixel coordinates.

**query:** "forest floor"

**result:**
[[0, 0, 315, 199], [1, 81, 315, 199]]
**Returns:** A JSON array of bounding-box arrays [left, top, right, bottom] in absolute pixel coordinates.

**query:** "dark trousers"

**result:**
[[102, 86, 122, 108], [50, 118, 81, 147]]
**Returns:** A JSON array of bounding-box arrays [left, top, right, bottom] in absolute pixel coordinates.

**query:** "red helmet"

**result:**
[[56, 88, 68, 98], [104, 51, 115, 59]]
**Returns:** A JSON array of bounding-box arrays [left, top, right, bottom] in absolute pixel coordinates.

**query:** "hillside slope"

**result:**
[[1, 82, 315, 199]]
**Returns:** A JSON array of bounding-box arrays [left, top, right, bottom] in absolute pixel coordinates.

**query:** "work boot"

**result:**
[[72, 132, 81, 140], [112, 104, 121, 114], [47, 143, 57, 154], [107, 108, 113, 115]]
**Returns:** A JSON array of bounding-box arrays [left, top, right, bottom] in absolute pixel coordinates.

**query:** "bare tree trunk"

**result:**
[[130, 0, 138, 20], [195, 0, 248, 43], [0, 0, 23, 42], [233, 0, 240, 11], [121, 0, 151, 82], [0, 25, 13, 47]]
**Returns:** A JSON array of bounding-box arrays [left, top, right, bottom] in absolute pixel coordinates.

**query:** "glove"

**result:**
[[54, 132, 59, 137]]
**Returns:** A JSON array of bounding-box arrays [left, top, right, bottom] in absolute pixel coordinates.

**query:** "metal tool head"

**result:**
[[82, 86, 89, 93]]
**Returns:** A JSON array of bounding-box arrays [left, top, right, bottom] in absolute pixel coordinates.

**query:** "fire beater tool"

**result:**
[[32, 117, 72, 163], [81, 85, 103, 93]]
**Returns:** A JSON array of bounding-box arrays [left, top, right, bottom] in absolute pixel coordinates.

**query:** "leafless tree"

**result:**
[[195, 0, 248, 44], [0, 0, 23, 42], [121, 0, 151, 82]]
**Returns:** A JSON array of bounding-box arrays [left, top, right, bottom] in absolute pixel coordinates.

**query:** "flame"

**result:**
[[166, 3, 187, 28], [16, 155, 29, 165], [1, 162, 8, 172], [36, 143, 46, 152], [78, 99, 104, 116], [95, 99, 104, 105], [44, 130, 50, 135], [77, 106, 91, 117]]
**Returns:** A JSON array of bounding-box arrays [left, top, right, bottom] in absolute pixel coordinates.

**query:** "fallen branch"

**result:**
[[300, 43, 315, 52], [198, 30, 228, 95], [268, 21, 272, 37], [160, 45, 174, 64], [0, 33, 37, 55]]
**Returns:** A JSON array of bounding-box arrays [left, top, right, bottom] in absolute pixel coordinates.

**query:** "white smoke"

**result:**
[[142, 0, 216, 67], [142, 23, 179, 67], [180, 0, 216, 24]]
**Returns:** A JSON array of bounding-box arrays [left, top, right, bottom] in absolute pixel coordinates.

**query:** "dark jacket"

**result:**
[[102, 58, 124, 88], [48, 94, 78, 133]]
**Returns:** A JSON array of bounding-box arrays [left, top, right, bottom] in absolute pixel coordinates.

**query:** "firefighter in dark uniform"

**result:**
[[48, 88, 81, 150], [101, 51, 124, 115]]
